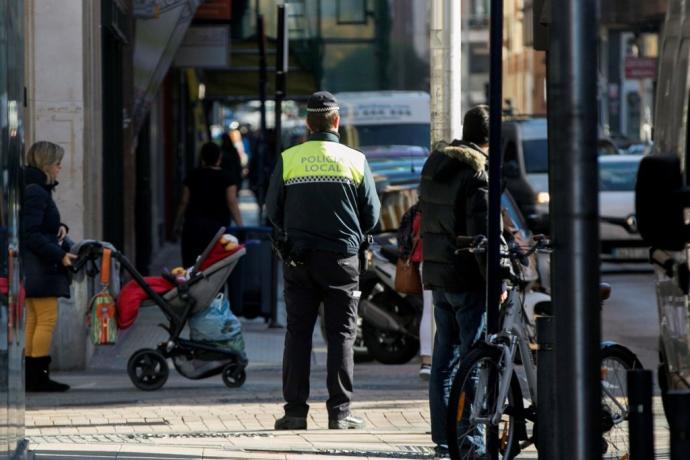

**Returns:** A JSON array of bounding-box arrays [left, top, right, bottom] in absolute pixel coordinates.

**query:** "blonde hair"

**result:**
[[26, 141, 64, 184]]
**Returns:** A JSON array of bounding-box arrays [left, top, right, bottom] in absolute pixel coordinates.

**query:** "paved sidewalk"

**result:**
[[27, 363, 435, 460], [25, 360, 673, 460], [27, 193, 672, 459]]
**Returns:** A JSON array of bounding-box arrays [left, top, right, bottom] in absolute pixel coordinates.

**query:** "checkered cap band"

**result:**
[[306, 106, 340, 113]]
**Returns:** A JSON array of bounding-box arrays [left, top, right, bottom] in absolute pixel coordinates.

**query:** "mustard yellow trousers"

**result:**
[[25, 297, 58, 357]]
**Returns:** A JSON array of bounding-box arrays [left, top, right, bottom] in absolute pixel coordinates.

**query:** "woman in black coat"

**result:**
[[22, 141, 76, 392]]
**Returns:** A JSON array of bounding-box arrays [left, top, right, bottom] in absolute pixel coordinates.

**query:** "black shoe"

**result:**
[[274, 415, 307, 430], [328, 414, 366, 429], [433, 446, 450, 460], [28, 356, 70, 392]]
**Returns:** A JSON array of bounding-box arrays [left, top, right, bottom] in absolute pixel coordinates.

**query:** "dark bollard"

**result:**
[[626, 369, 654, 460], [537, 314, 557, 459], [668, 390, 690, 460]]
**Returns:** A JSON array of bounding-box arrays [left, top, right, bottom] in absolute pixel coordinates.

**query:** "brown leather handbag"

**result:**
[[394, 237, 422, 294]]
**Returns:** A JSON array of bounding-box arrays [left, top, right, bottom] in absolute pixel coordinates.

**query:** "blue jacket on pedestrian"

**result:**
[[22, 166, 71, 298]]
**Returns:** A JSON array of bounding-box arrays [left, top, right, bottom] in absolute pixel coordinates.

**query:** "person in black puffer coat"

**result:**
[[419, 106, 507, 457], [22, 141, 76, 392]]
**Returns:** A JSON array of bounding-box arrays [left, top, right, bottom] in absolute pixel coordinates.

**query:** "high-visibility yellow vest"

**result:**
[[282, 140, 367, 187]]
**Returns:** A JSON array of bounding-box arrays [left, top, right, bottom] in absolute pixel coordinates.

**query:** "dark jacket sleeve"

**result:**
[[357, 161, 381, 234], [465, 172, 489, 282], [23, 187, 65, 265], [265, 157, 285, 231]]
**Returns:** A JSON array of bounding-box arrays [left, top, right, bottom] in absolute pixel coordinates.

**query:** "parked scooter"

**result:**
[[359, 233, 422, 364], [319, 232, 422, 365]]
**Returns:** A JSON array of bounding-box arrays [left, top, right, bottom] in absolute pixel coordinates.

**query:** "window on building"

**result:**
[[469, 43, 490, 74]]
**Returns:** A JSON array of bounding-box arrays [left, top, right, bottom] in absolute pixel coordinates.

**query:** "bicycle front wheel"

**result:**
[[447, 345, 525, 460], [600, 343, 643, 459]]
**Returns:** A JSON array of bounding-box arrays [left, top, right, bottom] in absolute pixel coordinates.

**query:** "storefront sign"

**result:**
[[174, 25, 230, 68], [624, 57, 657, 80], [195, 0, 232, 20]]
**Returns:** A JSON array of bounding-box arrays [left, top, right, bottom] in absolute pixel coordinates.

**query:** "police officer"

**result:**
[[266, 91, 380, 430]]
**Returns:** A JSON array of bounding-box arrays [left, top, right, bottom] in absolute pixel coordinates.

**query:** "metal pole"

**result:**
[[429, 0, 462, 147], [270, 4, 288, 328], [627, 369, 654, 460], [668, 391, 690, 460], [548, 0, 601, 457], [486, 0, 503, 457], [275, 4, 288, 161], [536, 315, 557, 459], [257, 13, 268, 224]]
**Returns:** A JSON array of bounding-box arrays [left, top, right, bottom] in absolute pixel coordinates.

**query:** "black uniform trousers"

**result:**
[[282, 250, 360, 420]]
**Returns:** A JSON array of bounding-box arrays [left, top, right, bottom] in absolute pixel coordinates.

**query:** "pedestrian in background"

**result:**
[[221, 133, 243, 198], [22, 141, 76, 392], [419, 105, 506, 458], [266, 91, 380, 430], [175, 142, 243, 267]]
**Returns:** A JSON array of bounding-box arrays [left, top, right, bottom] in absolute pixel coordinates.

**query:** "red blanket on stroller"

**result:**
[[116, 242, 243, 330], [117, 277, 175, 329]]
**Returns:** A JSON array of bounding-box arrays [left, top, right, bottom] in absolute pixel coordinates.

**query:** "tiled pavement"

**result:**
[[24, 361, 672, 460], [27, 363, 437, 460]]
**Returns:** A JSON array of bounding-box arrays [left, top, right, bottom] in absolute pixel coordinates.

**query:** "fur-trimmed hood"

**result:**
[[441, 141, 487, 171], [424, 140, 488, 182]]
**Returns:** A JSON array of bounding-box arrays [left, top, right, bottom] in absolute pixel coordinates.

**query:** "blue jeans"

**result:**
[[429, 289, 486, 450]]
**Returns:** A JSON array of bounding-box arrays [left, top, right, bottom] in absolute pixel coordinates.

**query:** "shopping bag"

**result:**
[[86, 248, 118, 345], [189, 293, 242, 342]]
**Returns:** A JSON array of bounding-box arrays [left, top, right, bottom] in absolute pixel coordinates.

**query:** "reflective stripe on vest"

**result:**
[[282, 141, 366, 186]]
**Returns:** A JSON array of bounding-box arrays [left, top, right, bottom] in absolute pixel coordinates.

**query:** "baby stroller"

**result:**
[[73, 228, 248, 391]]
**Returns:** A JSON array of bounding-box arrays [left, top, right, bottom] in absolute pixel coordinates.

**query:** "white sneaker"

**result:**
[[419, 363, 431, 381]]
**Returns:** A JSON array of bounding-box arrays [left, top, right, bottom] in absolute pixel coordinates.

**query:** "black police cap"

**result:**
[[307, 91, 339, 113]]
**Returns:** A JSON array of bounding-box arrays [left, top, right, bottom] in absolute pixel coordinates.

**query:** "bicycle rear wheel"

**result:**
[[447, 345, 525, 460], [600, 343, 643, 459]]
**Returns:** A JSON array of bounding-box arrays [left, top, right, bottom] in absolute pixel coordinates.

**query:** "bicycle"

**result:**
[[446, 235, 642, 460]]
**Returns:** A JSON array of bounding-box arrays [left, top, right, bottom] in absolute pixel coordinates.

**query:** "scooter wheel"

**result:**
[[222, 363, 246, 388], [127, 349, 169, 391]]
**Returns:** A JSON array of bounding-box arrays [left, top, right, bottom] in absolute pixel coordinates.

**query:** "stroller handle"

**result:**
[[69, 241, 105, 273]]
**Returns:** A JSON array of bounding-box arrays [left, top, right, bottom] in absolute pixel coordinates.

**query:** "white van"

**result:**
[[635, 0, 690, 419], [334, 91, 430, 149]]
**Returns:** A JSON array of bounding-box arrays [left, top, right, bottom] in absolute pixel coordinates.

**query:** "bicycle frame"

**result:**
[[485, 296, 538, 426]]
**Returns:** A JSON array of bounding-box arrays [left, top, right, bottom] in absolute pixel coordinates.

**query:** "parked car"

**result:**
[[599, 155, 646, 260], [502, 117, 550, 232], [362, 145, 428, 190], [503, 117, 626, 233], [635, 1, 690, 419]]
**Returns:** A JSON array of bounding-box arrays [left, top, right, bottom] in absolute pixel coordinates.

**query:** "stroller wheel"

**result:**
[[127, 349, 169, 391], [222, 363, 246, 388]]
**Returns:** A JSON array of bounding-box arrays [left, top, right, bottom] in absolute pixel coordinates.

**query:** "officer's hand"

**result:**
[[500, 290, 508, 304]]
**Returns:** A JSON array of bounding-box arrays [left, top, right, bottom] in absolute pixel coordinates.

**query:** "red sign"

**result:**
[[624, 57, 657, 80], [195, 0, 232, 20]]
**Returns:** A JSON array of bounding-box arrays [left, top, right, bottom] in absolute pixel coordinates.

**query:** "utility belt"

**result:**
[[272, 233, 372, 272]]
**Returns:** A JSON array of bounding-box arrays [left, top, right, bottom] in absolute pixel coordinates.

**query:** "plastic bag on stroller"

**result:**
[[189, 293, 245, 354]]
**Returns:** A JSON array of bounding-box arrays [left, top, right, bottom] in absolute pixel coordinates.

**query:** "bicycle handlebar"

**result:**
[[454, 234, 552, 258]]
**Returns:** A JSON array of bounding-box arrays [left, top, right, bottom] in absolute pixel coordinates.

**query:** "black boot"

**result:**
[[25, 357, 38, 391], [29, 356, 70, 392]]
